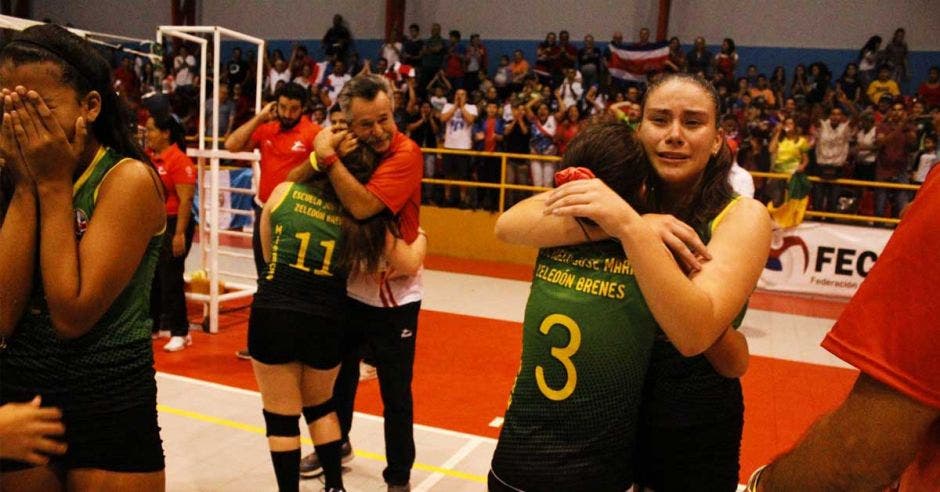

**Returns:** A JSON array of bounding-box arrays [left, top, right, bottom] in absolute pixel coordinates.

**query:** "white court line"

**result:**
[[156, 372, 498, 444], [413, 437, 485, 492]]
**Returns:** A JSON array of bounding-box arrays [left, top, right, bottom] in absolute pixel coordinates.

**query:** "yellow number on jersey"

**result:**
[[313, 240, 335, 277], [535, 313, 581, 401], [291, 232, 313, 272], [290, 233, 335, 276]]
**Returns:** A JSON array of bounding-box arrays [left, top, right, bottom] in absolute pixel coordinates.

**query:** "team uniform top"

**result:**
[[639, 196, 749, 428], [0, 147, 162, 416], [491, 240, 658, 491], [252, 181, 348, 318]]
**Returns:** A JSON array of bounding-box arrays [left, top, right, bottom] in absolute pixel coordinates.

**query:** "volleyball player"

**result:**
[[497, 73, 770, 490], [0, 24, 166, 490], [225, 82, 321, 360], [249, 135, 426, 492], [489, 120, 659, 491]]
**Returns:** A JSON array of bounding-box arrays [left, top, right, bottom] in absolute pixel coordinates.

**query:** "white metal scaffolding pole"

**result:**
[[157, 25, 264, 334]]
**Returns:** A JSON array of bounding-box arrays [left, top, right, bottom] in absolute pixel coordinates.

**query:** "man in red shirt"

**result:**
[[299, 74, 423, 492], [225, 82, 322, 276], [752, 166, 940, 490]]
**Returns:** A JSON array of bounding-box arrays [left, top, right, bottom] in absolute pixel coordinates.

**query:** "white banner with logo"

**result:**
[[759, 223, 894, 298]]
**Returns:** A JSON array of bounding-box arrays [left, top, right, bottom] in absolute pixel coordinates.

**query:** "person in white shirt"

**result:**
[[380, 31, 403, 68], [912, 134, 937, 184], [440, 89, 478, 207], [556, 68, 584, 109], [813, 107, 853, 212], [323, 60, 351, 107], [173, 45, 197, 88]]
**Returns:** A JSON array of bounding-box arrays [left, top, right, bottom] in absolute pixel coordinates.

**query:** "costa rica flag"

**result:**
[[608, 41, 670, 82]]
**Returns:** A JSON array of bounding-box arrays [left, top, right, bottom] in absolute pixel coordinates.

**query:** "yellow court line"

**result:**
[[156, 404, 487, 484]]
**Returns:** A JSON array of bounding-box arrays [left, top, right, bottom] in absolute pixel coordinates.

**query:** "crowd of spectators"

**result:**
[[110, 19, 939, 218]]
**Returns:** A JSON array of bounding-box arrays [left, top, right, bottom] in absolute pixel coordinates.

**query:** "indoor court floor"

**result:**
[[158, 249, 859, 491]]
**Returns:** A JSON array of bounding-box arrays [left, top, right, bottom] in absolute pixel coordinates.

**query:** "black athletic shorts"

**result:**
[[635, 415, 743, 492], [0, 403, 165, 473], [248, 306, 343, 369]]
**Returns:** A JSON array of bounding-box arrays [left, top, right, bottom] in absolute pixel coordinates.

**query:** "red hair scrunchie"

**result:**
[[553, 167, 596, 187]]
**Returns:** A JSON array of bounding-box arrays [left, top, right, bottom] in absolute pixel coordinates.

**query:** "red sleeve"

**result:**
[[168, 150, 196, 186], [821, 171, 940, 409], [249, 122, 273, 149], [365, 134, 423, 214]]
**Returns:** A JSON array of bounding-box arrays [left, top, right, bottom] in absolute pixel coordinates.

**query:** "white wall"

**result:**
[[32, 0, 171, 40], [30, 0, 386, 41], [405, 0, 659, 41], [200, 0, 385, 41], [27, 0, 940, 50], [670, 0, 940, 50]]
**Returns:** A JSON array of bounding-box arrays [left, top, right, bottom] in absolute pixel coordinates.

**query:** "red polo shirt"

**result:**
[[366, 131, 423, 242], [249, 116, 322, 203], [151, 144, 196, 216]]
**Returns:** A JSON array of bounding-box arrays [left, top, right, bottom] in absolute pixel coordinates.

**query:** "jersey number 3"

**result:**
[[535, 314, 582, 401]]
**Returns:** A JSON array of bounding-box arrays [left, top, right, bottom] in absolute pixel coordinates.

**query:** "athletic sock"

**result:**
[[270, 449, 301, 492], [314, 440, 345, 491]]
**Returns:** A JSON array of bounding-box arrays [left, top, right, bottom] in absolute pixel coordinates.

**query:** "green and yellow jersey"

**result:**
[[1, 147, 162, 415], [641, 196, 749, 428], [492, 240, 658, 491], [252, 181, 348, 317]]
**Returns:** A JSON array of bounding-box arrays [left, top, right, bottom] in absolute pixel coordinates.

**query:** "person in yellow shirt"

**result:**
[[866, 65, 900, 105], [767, 117, 811, 206]]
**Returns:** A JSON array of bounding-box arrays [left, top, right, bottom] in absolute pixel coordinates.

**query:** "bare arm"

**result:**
[[325, 160, 386, 219], [0, 185, 36, 337], [495, 192, 604, 246], [172, 182, 194, 250], [440, 103, 457, 123], [406, 79, 418, 114], [225, 101, 274, 152], [37, 161, 164, 338], [703, 327, 749, 378], [760, 374, 939, 491], [496, 192, 710, 272], [461, 105, 477, 125], [797, 149, 809, 172], [545, 181, 772, 356], [311, 129, 384, 219], [385, 229, 428, 277], [0, 98, 38, 337], [406, 114, 426, 133]]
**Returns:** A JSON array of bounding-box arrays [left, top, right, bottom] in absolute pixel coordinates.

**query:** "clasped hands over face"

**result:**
[[314, 125, 358, 160], [0, 87, 86, 186], [543, 178, 711, 272]]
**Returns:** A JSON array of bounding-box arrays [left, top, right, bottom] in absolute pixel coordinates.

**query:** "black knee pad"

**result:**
[[262, 409, 300, 437], [302, 399, 335, 424]]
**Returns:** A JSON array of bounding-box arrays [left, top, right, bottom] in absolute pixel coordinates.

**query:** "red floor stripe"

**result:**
[[157, 300, 857, 484]]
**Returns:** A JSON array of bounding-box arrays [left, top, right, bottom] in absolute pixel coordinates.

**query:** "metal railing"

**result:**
[[422, 147, 919, 225]]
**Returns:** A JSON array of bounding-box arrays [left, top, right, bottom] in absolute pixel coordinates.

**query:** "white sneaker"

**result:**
[[151, 330, 171, 340], [163, 335, 192, 352]]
